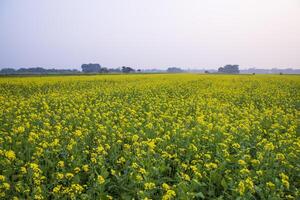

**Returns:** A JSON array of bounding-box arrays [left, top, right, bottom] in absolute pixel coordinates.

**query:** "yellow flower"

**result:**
[[117, 157, 126, 164], [132, 134, 139, 142], [251, 159, 260, 166], [189, 144, 198, 151], [5, 150, 16, 160], [282, 179, 290, 189], [147, 140, 156, 150], [2, 182, 10, 190], [256, 170, 263, 176], [65, 173, 74, 179], [279, 173, 290, 185], [162, 189, 176, 200], [74, 130, 82, 137], [238, 160, 246, 166], [132, 162, 139, 169], [52, 185, 62, 193], [205, 162, 218, 170], [144, 182, 156, 190], [181, 163, 188, 170], [15, 126, 25, 134], [139, 168, 147, 175], [204, 154, 211, 159], [276, 153, 285, 161], [71, 184, 84, 194], [124, 144, 131, 150], [240, 168, 250, 175], [74, 167, 81, 174], [0, 175, 5, 181], [266, 182, 275, 190], [245, 178, 254, 192], [238, 181, 245, 195], [136, 174, 143, 181], [232, 143, 240, 149], [111, 169, 116, 175], [82, 164, 89, 172], [28, 132, 38, 143], [195, 171, 202, 178], [181, 173, 190, 181], [162, 183, 170, 191], [197, 115, 205, 124], [264, 142, 275, 151], [20, 167, 27, 174], [207, 123, 213, 130], [57, 161, 64, 168], [97, 175, 105, 184], [56, 173, 64, 180]]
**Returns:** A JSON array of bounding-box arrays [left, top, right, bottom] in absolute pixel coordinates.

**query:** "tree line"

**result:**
[[0, 67, 80, 75], [0, 64, 242, 74], [81, 64, 138, 73], [0, 64, 138, 75]]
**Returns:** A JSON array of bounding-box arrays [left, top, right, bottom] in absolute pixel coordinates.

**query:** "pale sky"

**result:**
[[0, 0, 299, 69]]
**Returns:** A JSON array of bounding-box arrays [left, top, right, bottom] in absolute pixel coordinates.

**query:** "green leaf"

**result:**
[[195, 192, 205, 199], [221, 178, 228, 190]]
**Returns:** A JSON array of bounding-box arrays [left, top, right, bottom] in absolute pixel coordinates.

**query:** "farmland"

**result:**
[[0, 74, 299, 199]]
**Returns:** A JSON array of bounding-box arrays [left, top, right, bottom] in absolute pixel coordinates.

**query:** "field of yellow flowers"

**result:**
[[0, 74, 299, 199]]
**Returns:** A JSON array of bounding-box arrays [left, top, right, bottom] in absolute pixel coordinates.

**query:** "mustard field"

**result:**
[[0, 74, 299, 199]]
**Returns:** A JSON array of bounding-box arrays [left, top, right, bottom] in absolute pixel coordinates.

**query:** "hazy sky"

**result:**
[[0, 0, 299, 69]]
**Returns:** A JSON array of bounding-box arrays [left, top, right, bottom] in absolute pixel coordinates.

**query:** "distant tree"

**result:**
[[108, 68, 121, 73], [99, 67, 109, 73], [137, 69, 141, 72], [167, 67, 183, 73], [0, 68, 16, 74], [252, 73, 255, 75], [18, 67, 47, 74], [0, 67, 80, 74], [122, 66, 135, 73], [81, 63, 101, 73], [204, 70, 209, 74], [279, 72, 283, 75], [218, 65, 240, 74]]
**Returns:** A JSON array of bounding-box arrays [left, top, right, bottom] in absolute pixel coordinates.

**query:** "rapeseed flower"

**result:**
[[5, 150, 16, 160], [144, 182, 156, 190], [162, 190, 176, 200], [97, 175, 105, 184], [82, 165, 89, 172]]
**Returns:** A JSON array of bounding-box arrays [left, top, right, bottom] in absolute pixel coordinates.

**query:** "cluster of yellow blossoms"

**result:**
[[0, 74, 299, 199]]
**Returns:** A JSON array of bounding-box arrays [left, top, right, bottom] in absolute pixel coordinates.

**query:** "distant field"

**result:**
[[0, 74, 299, 199]]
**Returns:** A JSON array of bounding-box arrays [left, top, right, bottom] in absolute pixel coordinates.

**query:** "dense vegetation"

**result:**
[[0, 74, 299, 199]]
